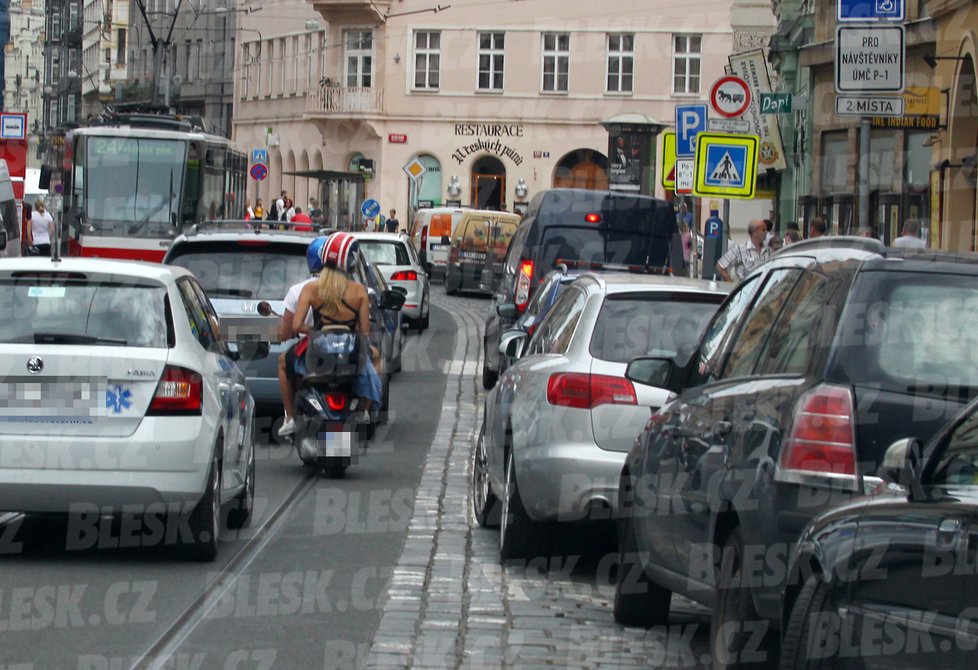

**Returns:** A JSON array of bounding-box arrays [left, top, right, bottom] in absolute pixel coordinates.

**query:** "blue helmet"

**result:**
[[306, 236, 328, 273]]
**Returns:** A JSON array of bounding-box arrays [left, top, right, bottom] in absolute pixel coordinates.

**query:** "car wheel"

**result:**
[[185, 456, 221, 562], [472, 423, 499, 527], [711, 527, 778, 670], [481, 350, 498, 390], [226, 442, 255, 530], [393, 330, 404, 374], [421, 300, 430, 331], [417, 294, 429, 333], [499, 448, 552, 561], [778, 573, 837, 670], [613, 489, 671, 626]]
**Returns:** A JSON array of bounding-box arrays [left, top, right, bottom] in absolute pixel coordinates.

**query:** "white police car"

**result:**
[[0, 257, 256, 561]]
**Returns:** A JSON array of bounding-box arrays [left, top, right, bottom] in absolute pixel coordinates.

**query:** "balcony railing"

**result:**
[[305, 85, 384, 115]]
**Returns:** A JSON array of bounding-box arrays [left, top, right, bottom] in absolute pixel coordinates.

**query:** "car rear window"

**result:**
[[590, 292, 724, 364], [539, 227, 655, 272], [833, 272, 978, 396], [0, 273, 169, 347], [166, 241, 309, 299], [360, 240, 410, 266], [429, 213, 454, 239]]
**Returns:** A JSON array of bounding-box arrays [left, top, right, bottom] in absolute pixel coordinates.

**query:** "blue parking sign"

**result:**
[[837, 0, 903, 21], [675, 104, 708, 158]]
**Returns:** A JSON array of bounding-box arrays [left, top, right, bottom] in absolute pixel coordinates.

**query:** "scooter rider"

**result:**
[[277, 237, 327, 437]]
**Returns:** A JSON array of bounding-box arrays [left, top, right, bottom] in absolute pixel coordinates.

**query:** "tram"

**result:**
[[47, 111, 247, 262]]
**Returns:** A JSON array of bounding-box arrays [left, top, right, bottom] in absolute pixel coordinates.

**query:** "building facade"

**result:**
[[42, 0, 82, 129], [6, 0, 45, 166], [233, 0, 775, 229]]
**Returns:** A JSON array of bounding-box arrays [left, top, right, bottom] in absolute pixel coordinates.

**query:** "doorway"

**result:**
[[472, 156, 506, 210]]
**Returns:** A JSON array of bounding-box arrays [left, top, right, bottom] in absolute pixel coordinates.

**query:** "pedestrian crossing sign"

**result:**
[[693, 133, 759, 199]]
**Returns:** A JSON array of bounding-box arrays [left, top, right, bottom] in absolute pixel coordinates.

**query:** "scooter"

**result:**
[[257, 302, 371, 479]]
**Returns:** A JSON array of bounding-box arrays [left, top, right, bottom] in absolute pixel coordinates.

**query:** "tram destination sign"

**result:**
[[836, 25, 905, 93]]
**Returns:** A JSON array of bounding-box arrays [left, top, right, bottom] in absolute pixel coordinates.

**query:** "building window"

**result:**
[[414, 30, 440, 90], [477, 32, 504, 91], [345, 29, 373, 88], [606, 33, 634, 93], [117, 28, 127, 65], [673, 34, 701, 94], [541, 32, 569, 92]]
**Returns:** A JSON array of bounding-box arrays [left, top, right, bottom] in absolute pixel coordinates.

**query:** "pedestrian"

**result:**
[[254, 199, 265, 219], [28, 199, 55, 257], [285, 200, 296, 223], [308, 198, 323, 224], [244, 199, 254, 221], [266, 197, 279, 222], [291, 207, 313, 231], [856, 226, 875, 238], [763, 218, 775, 249], [715, 219, 770, 282], [784, 229, 803, 245], [808, 217, 827, 239], [386, 209, 399, 233], [275, 191, 287, 222], [893, 219, 927, 248]]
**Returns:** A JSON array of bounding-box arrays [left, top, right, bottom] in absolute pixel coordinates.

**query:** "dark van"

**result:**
[[490, 187, 678, 322]]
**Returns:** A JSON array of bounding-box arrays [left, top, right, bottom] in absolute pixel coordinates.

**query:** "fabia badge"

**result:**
[[27, 356, 43, 374]]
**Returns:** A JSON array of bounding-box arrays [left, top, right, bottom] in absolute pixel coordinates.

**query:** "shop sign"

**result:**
[[388, 133, 408, 144]]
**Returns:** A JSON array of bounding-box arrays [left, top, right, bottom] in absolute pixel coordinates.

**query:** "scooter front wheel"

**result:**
[[320, 457, 348, 479]]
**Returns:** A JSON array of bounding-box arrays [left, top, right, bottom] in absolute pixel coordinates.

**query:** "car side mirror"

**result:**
[[497, 303, 519, 319], [499, 329, 529, 360], [390, 285, 408, 297], [226, 342, 241, 361], [379, 289, 406, 311], [880, 437, 925, 498], [0, 229, 6, 252], [625, 356, 674, 389]]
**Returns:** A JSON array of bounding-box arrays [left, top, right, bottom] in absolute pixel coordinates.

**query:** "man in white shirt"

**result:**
[[715, 219, 770, 282], [893, 219, 927, 249], [276, 191, 287, 222]]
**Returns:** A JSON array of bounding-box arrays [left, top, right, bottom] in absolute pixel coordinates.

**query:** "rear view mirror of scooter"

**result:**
[[257, 301, 280, 317]]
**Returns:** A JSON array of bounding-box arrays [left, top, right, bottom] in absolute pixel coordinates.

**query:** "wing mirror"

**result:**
[[225, 342, 241, 361], [390, 285, 408, 297], [379, 289, 406, 311], [256, 301, 280, 317], [879, 437, 925, 499], [496, 302, 519, 319], [498, 329, 529, 360], [625, 356, 674, 390]]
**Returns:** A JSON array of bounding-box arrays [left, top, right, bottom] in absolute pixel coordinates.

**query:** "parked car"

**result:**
[[490, 188, 680, 320], [614, 238, 978, 667], [353, 231, 431, 332], [779, 395, 978, 669], [163, 223, 402, 419], [408, 207, 468, 279], [445, 209, 521, 295], [482, 265, 578, 389], [0, 160, 19, 258], [472, 273, 729, 560], [0, 257, 256, 561]]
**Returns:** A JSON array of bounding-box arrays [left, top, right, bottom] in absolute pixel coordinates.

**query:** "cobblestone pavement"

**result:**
[[365, 287, 711, 669]]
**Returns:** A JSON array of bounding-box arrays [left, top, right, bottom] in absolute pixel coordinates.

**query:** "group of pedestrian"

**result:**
[[244, 190, 326, 230], [715, 214, 928, 282]]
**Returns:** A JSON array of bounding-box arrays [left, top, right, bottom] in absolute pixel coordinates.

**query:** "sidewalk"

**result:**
[[364, 292, 710, 669]]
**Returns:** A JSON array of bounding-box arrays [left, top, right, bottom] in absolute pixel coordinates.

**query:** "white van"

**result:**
[[0, 160, 19, 258], [408, 207, 468, 279]]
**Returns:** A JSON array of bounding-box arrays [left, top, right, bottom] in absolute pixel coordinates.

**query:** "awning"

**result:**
[[283, 170, 365, 180]]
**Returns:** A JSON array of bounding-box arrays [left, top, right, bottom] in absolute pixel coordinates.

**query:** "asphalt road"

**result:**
[[0, 305, 454, 670]]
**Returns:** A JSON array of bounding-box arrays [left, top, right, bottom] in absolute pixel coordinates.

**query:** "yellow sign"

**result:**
[[693, 133, 759, 200], [904, 87, 940, 116], [660, 131, 677, 189], [402, 157, 427, 181]]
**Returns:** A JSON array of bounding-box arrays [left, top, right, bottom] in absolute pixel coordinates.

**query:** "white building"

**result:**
[[81, 0, 128, 117], [7, 0, 46, 167]]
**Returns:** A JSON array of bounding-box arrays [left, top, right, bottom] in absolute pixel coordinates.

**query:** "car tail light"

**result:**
[[421, 226, 428, 251], [325, 392, 348, 412], [585, 213, 602, 223], [148, 365, 202, 415], [390, 270, 418, 281], [778, 384, 858, 489], [547, 373, 637, 410], [515, 259, 533, 313], [527, 323, 538, 337]]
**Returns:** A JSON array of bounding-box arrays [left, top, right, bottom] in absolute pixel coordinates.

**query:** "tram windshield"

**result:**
[[82, 137, 187, 235]]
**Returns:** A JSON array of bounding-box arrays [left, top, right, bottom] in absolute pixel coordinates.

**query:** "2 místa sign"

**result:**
[[836, 25, 905, 93]]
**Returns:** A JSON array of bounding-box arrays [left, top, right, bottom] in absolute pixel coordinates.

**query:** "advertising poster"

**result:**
[[727, 50, 787, 171], [608, 129, 649, 192]]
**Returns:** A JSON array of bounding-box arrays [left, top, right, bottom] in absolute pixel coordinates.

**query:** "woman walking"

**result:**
[[28, 199, 55, 256]]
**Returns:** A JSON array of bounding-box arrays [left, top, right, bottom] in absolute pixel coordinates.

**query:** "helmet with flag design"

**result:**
[[320, 231, 360, 273]]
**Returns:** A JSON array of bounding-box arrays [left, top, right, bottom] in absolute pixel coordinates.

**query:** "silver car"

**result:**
[[353, 232, 431, 331], [0, 257, 256, 561], [472, 272, 729, 559]]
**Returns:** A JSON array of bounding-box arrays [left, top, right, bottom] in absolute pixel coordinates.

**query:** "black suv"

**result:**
[[486, 188, 679, 384], [614, 238, 978, 666]]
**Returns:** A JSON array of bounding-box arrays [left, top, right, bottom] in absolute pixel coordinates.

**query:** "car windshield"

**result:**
[[360, 241, 410, 266], [0, 274, 169, 347], [166, 242, 310, 299], [590, 292, 724, 363], [833, 272, 978, 395]]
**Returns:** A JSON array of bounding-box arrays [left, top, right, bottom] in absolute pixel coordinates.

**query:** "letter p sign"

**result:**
[[675, 103, 709, 158]]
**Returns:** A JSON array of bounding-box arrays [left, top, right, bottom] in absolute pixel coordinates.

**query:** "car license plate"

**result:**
[[430, 244, 448, 251], [318, 431, 353, 458], [0, 378, 105, 416]]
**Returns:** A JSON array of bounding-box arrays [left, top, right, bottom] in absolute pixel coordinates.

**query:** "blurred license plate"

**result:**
[[318, 431, 353, 458], [430, 244, 449, 251], [0, 378, 104, 415]]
